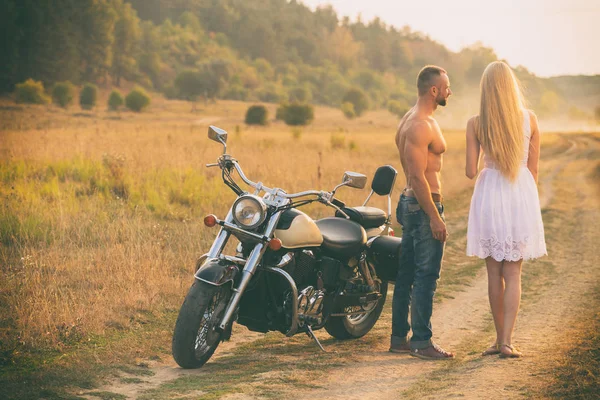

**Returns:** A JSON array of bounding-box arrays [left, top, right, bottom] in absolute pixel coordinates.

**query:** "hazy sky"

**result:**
[[301, 0, 599, 77]]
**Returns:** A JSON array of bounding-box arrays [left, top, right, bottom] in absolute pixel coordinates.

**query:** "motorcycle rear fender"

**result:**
[[194, 258, 239, 287]]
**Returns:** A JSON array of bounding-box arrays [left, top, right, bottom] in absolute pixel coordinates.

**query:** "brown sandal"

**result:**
[[482, 344, 500, 356], [499, 344, 523, 358]]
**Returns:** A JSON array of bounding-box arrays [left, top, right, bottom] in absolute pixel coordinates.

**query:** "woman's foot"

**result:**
[[499, 344, 523, 358], [481, 343, 500, 356]]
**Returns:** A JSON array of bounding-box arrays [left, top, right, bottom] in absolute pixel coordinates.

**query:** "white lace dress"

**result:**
[[466, 112, 547, 262]]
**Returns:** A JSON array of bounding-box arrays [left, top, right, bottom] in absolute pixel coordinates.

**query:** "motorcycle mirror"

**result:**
[[342, 171, 367, 189], [208, 125, 228, 154]]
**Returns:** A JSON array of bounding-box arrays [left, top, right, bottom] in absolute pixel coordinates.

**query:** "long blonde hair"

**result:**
[[477, 61, 525, 181]]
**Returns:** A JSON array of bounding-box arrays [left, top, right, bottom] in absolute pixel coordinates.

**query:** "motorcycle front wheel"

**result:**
[[172, 281, 232, 369], [325, 281, 388, 339]]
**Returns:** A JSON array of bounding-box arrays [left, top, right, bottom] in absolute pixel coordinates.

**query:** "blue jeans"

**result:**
[[392, 194, 445, 349]]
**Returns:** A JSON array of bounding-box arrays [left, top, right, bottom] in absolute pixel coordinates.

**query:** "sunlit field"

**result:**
[[0, 95, 589, 356]]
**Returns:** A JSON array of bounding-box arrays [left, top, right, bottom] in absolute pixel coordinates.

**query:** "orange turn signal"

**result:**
[[204, 214, 217, 227], [268, 238, 283, 251]]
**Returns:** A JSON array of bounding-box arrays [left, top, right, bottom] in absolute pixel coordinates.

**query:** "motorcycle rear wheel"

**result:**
[[172, 281, 232, 369], [325, 281, 388, 339]]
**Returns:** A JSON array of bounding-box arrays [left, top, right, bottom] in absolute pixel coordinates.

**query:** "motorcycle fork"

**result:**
[[217, 211, 283, 331]]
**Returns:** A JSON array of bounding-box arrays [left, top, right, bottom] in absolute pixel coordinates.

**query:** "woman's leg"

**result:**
[[486, 257, 505, 345], [500, 260, 523, 348]]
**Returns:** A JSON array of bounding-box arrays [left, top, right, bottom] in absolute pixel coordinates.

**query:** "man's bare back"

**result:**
[[395, 107, 447, 195]]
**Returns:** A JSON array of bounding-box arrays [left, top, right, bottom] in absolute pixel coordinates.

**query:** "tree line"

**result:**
[[1, 0, 597, 118]]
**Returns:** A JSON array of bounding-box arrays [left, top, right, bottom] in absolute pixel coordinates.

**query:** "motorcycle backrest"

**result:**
[[371, 165, 397, 196]]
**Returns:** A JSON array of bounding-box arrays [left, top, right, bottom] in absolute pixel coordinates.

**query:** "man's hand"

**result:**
[[430, 217, 448, 242]]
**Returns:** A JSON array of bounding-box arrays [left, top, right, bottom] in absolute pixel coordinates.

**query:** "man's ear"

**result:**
[[431, 86, 438, 96]]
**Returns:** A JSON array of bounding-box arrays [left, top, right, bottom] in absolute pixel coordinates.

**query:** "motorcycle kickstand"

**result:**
[[305, 325, 327, 352]]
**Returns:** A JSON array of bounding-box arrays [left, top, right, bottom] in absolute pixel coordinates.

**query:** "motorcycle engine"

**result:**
[[279, 250, 326, 325]]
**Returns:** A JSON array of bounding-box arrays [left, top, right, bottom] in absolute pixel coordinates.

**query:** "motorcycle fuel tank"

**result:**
[[274, 209, 323, 248]]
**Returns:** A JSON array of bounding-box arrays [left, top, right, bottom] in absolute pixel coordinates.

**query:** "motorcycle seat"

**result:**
[[335, 206, 387, 229], [315, 217, 367, 259]]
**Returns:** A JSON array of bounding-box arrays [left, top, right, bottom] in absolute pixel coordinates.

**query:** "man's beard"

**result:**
[[436, 96, 447, 107]]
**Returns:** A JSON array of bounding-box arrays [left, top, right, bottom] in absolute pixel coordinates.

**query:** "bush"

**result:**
[[330, 133, 346, 149], [342, 88, 369, 117], [79, 83, 98, 110], [125, 87, 151, 112], [387, 99, 410, 117], [245, 105, 268, 125], [291, 127, 302, 140], [15, 79, 50, 104], [595, 106, 600, 122], [108, 90, 124, 111], [51, 81, 75, 108], [341, 102, 355, 119], [281, 103, 314, 126]]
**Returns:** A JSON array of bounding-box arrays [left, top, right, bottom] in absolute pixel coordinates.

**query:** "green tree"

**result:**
[[111, 0, 141, 86], [15, 79, 50, 104], [108, 89, 124, 110], [52, 81, 75, 108], [387, 99, 410, 117], [245, 105, 268, 125], [281, 103, 314, 126], [81, 0, 117, 82], [341, 102, 355, 119], [79, 83, 98, 110], [342, 88, 369, 117], [125, 86, 150, 112]]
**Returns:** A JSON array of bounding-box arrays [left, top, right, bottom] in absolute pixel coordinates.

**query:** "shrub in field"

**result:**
[[108, 90, 124, 111], [79, 83, 98, 110], [15, 79, 50, 104], [125, 87, 151, 112], [291, 127, 302, 140], [387, 99, 409, 117], [342, 88, 369, 117], [595, 105, 600, 122], [281, 103, 314, 126], [51, 81, 75, 108], [341, 102, 355, 119], [245, 105, 268, 125], [330, 133, 346, 149]]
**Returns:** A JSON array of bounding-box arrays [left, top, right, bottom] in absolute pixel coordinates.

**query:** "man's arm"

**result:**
[[404, 121, 448, 242], [465, 117, 480, 179]]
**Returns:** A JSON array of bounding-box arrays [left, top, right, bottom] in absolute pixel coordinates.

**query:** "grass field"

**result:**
[[0, 95, 598, 399]]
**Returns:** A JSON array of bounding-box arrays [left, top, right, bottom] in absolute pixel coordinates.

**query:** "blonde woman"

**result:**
[[465, 61, 547, 358]]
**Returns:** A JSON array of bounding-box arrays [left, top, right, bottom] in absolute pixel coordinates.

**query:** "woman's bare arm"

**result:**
[[527, 110, 541, 183], [465, 117, 480, 179]]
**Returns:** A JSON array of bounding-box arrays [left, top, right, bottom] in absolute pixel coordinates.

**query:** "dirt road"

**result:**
[[84, 133, 599, 399]]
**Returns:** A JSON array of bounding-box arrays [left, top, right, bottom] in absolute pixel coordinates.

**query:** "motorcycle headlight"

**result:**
[[232, 195, 267, 229]]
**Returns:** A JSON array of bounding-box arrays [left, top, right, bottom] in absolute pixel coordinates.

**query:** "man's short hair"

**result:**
[[417, 65, 447, 96]]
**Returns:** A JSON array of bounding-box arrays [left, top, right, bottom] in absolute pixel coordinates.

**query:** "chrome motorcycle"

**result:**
[[172, 126, 403, 368]]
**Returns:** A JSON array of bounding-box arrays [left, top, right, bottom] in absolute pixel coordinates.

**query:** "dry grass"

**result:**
[[0, 95, 576, 358]]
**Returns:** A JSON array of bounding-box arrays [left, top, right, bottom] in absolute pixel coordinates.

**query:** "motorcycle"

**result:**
[[172, 125, 403, 369]]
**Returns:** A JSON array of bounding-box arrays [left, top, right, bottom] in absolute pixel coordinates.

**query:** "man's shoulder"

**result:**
[[405, 118, 434, 138]]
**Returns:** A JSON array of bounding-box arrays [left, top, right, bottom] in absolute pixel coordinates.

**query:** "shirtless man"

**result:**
[[389, 65, 454, 359]]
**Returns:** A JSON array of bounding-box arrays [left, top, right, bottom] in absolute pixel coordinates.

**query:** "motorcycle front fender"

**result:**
[[194, 258, 239, 287]]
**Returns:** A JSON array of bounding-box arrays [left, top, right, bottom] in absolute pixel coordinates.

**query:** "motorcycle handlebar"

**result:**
[[211, 156, 346, 207]]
